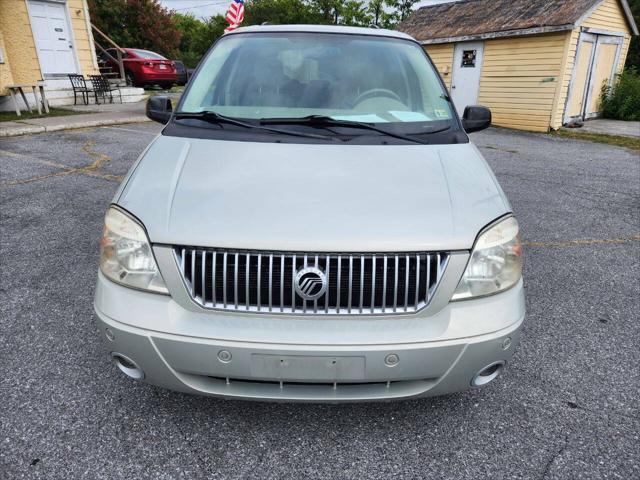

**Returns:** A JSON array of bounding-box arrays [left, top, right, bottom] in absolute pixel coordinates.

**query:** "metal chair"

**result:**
[[88, 75, 122, 104], [68, 74, 92, 105]]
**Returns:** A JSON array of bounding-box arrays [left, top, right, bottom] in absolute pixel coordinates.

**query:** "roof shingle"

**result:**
[[398, 0, 602, 43]]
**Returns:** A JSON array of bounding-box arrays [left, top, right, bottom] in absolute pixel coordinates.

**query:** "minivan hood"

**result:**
[[116, 135, 509, 251]]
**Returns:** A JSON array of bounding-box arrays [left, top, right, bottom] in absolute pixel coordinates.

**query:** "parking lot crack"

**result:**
[[0, 141, 122, 187], [541, 434, 569, 479]]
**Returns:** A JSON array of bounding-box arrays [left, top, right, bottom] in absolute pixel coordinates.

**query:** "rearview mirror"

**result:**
[[462, 106, 491, 133], [146, 96, 173, 124]]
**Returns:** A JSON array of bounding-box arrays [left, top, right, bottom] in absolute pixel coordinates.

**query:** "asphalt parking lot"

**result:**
[[1, 123, 638, 479]]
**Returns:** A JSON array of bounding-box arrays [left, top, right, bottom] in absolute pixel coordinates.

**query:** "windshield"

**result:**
[[131, 49, 167, 60], [180, 33, 454, 126]]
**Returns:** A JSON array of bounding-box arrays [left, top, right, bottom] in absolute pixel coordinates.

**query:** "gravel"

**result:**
[[1, 124, 638, 479]]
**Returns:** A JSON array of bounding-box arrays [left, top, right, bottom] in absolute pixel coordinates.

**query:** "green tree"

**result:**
[[340, 0, 372, 26], [87, 0, 131, 47], [173, 13, 226, 67], [385, 0, 419, 24], [309, 0, 340, 24], [197, 16, 229, 55], [166, 0, 423, 64], [173, 12, 202, 65], [88, 0, 181, 58], [368, 0, 384, 26], [244, 0, 327, 25], [367, 0, 395, 28]]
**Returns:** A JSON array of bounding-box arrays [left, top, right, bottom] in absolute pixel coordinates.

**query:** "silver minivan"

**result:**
[[94, 25, 524, 402]]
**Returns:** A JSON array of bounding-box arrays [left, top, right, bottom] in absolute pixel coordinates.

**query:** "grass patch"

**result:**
[[0, 107, 88, 123], [553, 129, 640, 151]]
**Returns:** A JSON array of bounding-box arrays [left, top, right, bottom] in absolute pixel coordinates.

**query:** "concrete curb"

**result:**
[[0, 115, 151, 138]]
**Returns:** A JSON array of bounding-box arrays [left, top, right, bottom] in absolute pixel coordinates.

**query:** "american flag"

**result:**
[[224, 0, 245, 33]]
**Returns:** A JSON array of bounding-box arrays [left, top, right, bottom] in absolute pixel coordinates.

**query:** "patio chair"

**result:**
[[88, 75, 123, 104], [68, 74, 92, 105]]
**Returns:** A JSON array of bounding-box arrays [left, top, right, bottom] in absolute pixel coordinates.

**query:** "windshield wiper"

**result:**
[[173, 111, 336, 141], [260, 115, 451, 145]]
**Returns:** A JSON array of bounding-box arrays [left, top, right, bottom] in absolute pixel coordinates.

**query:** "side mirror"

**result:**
[[146, 96, 172, 124], [462, 106, 491, 133]]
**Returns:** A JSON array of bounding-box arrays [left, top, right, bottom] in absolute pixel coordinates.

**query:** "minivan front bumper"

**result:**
[[93, 270, 525, 402]]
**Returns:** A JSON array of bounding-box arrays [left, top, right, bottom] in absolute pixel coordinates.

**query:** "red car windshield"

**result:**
[[130, 49, 166, 60]]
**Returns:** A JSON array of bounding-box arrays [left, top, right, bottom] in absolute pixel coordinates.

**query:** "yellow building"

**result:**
[[399, 0, 638, 132], [0, 0, 142, 110]]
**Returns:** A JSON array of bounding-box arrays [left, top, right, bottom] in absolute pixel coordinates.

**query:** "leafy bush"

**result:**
[[600, 68, 640, 121], [88, 0, 182, 59]]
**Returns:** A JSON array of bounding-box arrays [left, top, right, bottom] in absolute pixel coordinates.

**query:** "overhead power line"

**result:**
[[172, 1, 230, 11]]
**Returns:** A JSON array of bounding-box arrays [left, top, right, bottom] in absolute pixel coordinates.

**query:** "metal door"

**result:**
[[451, 41, 484, 115]]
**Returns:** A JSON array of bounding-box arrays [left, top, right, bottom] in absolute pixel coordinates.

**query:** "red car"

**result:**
[[100, 48, 177, 89]]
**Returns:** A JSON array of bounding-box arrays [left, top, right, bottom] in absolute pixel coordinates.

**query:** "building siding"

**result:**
[[0, 0, 99, 95], [67, 0, 99, 75], [551, 0, 634, 128], [580, 0, 632, 70], [418, 0, 635, 132], [0, 31, 16, 90], [477, 33, 568, 132], [551, 30, 580, 129], [0, 0, 42, 93], [424, 43, 454, 88]]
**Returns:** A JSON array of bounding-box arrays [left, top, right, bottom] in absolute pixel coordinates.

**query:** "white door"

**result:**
[[451, 42, 484, 115], [566, 33, 597, 121], [28, 0, 78, 76], [565, 33, 623, 123], [584, 35, 623, 119]]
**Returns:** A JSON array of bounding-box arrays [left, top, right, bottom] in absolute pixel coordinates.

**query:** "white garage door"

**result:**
[[28, 0, 78, 76]]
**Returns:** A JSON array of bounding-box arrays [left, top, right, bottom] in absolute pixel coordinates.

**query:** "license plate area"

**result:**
[[250, 354, 365, 382], [158, 64, 167, 69]]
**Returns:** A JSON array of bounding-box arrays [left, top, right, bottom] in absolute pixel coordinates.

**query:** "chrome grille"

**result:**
[[174, 248, 449, 315]]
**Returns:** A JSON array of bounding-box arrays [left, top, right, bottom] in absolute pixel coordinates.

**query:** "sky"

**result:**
[[159, 0, 454, 19]]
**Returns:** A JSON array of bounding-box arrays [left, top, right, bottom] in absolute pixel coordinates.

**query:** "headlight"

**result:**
[[452, 216, 522, 300], [99, 207, 168, 294]]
